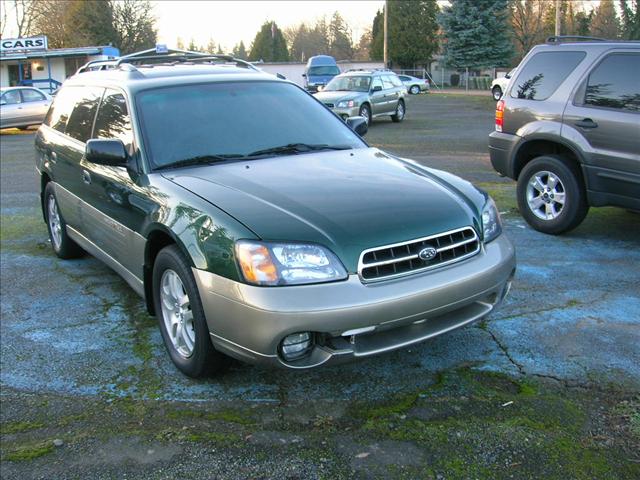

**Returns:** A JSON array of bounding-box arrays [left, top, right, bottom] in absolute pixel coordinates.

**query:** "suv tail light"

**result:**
[[495, 99, 505, 132]]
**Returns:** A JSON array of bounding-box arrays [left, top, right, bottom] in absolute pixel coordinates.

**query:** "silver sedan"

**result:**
[[398, 75, 430, 94], [0, 87, 52, 129]]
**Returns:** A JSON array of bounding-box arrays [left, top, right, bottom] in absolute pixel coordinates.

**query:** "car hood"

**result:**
[[165, 148, 486, 273], [314, 91, 363, 103]]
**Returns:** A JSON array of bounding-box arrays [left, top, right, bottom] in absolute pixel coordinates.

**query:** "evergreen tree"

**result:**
[[187, 38, 199, 52], [591, 0, 620, 39], [233, 41, 248, 59], [328, 12, 353, 60], [216, 44, 224, 54], [249, 21, 289, 61], [370, 1, 439, 68], [440, 0, 513, 69], [370, 10, 383, 61], [619, 0, 640, 40], [111, 0, 156, 55], [176, 37, 185, 50], [285, 18, 331, 61], [205, 38, 216, 54], [353, 28, 372, 61]]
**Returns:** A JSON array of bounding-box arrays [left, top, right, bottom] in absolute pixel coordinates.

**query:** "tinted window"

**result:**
[[2, 90, 22, 104], [137, 82, 366, 169], [511, 51, 586, 100], [93, 90, 133, 150], [308, 66, 340, 76], [21, 89, 45, 102], [65, 87, 103, 142], [583, 53, 640, 112], [44, 87, 83, 133], [398, 76, 409, 81], [324, 75, 371, 92]]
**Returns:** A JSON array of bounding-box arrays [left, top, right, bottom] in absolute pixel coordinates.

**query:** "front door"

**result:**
[[370, 77, 386, 115], [562, 52, 640, 200]]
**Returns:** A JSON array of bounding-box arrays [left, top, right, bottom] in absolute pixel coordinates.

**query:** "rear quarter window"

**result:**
[[510, 51, 586, 101], [581, 53, 640, 112]]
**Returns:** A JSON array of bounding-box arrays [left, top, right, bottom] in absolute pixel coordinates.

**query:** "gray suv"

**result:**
[[489, 37, 639, 234], [314, 70, 407, 125]]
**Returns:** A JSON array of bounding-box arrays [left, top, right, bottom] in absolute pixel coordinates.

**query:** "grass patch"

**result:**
[[3, 441, 54, 461], [1, 420, 45, 434], [476, 181, 518, 214], [166, 408, 255, 425]]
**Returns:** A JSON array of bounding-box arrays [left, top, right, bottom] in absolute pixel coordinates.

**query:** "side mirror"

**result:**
[[302, 73, 307, 78], [85, 139, 128, 167], [371, 85, 382, 92], [505, 74, 511, 79], [346, 116, 368, 137], [0, 99, 6, 106]]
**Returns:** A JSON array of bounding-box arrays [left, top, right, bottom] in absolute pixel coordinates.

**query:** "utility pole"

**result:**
[[555, 0, 561, 36], [383, 0, 388, 68]]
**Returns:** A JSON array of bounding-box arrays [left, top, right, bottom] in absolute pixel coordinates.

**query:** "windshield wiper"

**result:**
[[154, 154, 243, 171], [247, 143, 352, 158]]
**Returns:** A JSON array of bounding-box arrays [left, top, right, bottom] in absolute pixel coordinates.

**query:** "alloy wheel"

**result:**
[[160, 269, 195, 358], [47, 194, 62, 250], [526, 170, 566, 220]]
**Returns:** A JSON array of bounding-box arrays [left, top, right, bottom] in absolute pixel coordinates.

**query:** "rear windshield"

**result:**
[[136, 81, 365, 169], [307, 66, 339, 76], [511, 51, 586, 100]]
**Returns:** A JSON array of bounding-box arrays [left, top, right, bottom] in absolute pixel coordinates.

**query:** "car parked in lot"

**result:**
[[302, 55, 340, 93], [0, 86, 52, 129], [489, 37, 640, 234], [36, 49, 515, 377], [398, 74, 430, 94], [490, 69, 515, 101], [314, 69, 407, 125]]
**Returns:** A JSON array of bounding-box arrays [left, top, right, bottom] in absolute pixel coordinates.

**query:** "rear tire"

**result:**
[[153, 245, 229, 378], [517, 155, 588, 234], [391, 99, 405, 123], [492, 86, 503, 101], [44, 183, 83, 259], [410, 85, 420, 95]]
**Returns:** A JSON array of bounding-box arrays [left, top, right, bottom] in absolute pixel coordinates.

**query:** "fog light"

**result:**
[[280, 332, 312, 361]]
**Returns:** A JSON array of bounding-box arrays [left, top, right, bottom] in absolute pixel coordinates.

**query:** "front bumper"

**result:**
[[488, 131, 521, 178], [193, 234, 516, 369], [327, 105, 360, 120]]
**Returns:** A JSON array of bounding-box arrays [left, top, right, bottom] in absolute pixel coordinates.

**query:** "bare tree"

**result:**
[[111, 0, 157, 55], [510, 0, 546, 61], [12, 0, 44, 37]]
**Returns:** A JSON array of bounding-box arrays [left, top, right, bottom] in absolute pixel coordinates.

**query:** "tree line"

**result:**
[[2, 0, 639, 69]]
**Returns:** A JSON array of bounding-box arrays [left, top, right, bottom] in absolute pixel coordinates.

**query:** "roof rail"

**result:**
[[546, 35, 607, 44], [115, 47, 258, 71]]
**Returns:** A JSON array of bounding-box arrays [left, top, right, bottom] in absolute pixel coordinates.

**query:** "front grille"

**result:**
[[324, 103, 335, 108], [358, 227, 480, 282]]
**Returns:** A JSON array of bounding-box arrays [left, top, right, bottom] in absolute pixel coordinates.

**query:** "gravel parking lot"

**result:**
[[1, 93, 639, 479]]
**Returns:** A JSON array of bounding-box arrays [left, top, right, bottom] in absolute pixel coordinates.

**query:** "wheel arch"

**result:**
[[40, 172, 52, 222], [512, 137, 586, 186]]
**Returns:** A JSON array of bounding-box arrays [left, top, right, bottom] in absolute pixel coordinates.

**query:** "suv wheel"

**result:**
[[517, 155, 588, 235], [410, 85, 420, 95], [492, 86, 502, 101], [391, 99, 405, 123], [153, 245, 229, 378], [44, 183, 83, 259], [359, 104, 371, 125]]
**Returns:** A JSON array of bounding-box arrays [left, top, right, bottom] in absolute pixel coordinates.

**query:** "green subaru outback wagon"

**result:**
[[35, 49, 516, 377]]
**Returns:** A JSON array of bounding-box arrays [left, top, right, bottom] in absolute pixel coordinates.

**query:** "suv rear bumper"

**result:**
[[489, 131, 520, 178], [193, 234, 516, 369]]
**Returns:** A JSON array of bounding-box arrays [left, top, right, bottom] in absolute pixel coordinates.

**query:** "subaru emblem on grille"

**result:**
[[418, 246, 438, 261]]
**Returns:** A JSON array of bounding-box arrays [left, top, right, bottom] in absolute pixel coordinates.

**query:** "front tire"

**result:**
[[517, 155, 588, 235], [153, 245, 229, 378], [359, 104, 371, 125], [409, 85, 420, 95], [44, 183, 83, 259], [391, 99, 405, 122], [492, 86, 503, 101]]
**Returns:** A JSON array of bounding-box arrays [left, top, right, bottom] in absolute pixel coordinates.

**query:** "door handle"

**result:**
[[82, 170, 92, 185], [575, 118, 598, 129]]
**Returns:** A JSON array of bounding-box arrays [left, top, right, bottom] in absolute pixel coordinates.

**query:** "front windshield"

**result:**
[[308, 65, 339, 76], [136, 81, 366, 169], [324, 75, 371, 92]]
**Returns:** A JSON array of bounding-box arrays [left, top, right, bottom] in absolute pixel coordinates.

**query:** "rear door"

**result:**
[[562, 52, 640, 200], [19, 88, 50, 124], [381, 75, 398, 113]]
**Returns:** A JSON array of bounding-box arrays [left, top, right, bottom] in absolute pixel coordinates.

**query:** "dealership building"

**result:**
[[0, 35, 119, 93]]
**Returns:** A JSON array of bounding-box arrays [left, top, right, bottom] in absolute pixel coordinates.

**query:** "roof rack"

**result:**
[[114, 47, 259, 71], [546, 35, 607, 44]]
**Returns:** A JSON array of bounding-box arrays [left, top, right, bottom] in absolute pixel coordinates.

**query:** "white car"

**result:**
[[0, 87, 52, 129], [490, 69, 515, 101], [398, 75, 430, 94]]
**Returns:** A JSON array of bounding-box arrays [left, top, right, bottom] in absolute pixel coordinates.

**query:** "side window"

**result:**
[[21, 89, 46, 102], [64, 87, 103, 143], [583, 53, 640, 112], [371, 77, 383, 90], [382, 76, 395, 89], [44, 87, 82, 133], [2, 90, 22, 104], [398, 76, 409, 81], [389, 75, 404, 88], [511, 51, 586, 100], [93, 89, 133, 150]]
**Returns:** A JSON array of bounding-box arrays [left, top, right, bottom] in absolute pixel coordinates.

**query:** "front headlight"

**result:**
[[482, 197, 502, 243], [337, 100, 356, 108], [235, 241, 348, 286]]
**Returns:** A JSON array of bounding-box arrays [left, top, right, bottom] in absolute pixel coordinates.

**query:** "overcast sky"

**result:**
[[153, 1, 385, 51]]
